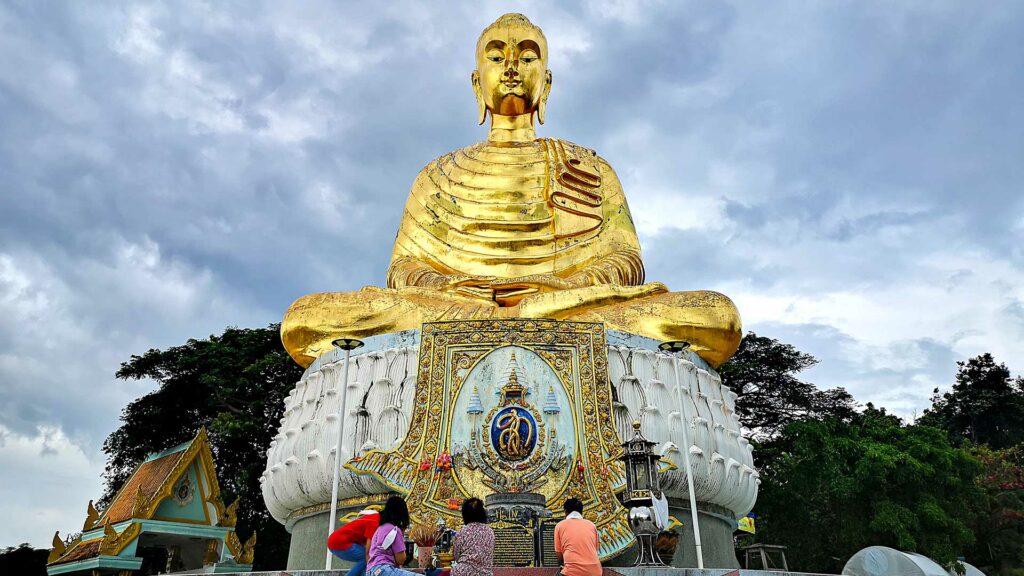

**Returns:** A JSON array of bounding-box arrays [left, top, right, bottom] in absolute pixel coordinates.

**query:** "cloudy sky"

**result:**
[[2, 0, 1022, 548]]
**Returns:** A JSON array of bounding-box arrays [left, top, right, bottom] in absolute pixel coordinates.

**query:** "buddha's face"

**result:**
[[474, 23, 551, 118]]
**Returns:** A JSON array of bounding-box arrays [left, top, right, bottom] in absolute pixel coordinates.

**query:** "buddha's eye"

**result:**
[[520, 50, 538, 63], [487, 52, 504, 63]]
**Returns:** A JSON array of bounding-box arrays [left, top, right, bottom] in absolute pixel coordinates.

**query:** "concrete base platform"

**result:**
[[608, 504, 741, 569], [210, 569, 835, 576], [286, 503, 740, 570]]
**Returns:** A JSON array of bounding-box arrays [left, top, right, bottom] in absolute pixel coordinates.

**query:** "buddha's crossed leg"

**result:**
[[282, 286, 503, 367], [282, 283, 741, 368]]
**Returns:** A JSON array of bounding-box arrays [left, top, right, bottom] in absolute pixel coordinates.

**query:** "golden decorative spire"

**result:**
[[500, 351, 527, 400]]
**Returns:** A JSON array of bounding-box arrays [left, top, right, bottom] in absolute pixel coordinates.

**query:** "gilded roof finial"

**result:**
[[132, 485, 149, 518], [83, 499, 99, 531], [47, 532, 65, 564]]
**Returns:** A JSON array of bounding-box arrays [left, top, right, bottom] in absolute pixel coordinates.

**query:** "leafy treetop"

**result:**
[[719, 332, 858, 441], [919, 353, 1024, 449]]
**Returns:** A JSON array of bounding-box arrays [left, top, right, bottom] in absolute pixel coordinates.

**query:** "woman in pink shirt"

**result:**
[[367, 496, 417, 576]]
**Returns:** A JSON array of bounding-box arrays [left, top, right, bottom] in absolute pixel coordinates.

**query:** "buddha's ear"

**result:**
[[537, 70, 553, 125], [471, 71, 487, 125]]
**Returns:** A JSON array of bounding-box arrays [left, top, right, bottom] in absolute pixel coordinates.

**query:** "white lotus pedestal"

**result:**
[[260, 320, 759, 570]]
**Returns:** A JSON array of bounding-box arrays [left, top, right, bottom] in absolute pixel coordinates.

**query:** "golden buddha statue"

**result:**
[[282, 13, 741, 368]]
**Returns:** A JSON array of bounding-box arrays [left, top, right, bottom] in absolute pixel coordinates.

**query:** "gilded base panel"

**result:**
[[346, 318, 635, 560]]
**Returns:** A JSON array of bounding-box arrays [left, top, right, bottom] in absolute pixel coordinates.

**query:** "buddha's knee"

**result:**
[[281, 290, 396, 367], [577, 288, 741, 366], [660, 290, 742, 365], [285, 291, 340, 318], [654, 290, 741, 328]]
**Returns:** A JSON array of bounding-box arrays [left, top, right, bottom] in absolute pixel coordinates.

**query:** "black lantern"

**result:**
[[620, 421, 666, 566]]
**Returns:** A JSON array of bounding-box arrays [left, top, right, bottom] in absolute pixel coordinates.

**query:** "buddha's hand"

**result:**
[[491, 274, 574, 292], [431, 274, 497, 300], [488, 275, 574, 305]]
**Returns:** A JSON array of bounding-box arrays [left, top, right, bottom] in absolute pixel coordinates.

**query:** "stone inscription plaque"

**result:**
[[492, 523, 536, 567], [539, 519, 559, 567]]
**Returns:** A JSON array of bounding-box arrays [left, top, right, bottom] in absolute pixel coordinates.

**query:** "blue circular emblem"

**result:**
[[489, 406, 538, 461]]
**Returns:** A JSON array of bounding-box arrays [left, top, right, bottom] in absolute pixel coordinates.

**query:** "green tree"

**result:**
[[968, 445, 1024, 575], [102, 324, 302, 570], [919, 353, 1024, 449], [719, 332, 857, 440], [0, 544, 48, 576], [755, 406, 986, 573]]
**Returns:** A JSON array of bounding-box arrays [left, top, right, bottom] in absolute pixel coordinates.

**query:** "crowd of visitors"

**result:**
[[328, 496, 603, 576]]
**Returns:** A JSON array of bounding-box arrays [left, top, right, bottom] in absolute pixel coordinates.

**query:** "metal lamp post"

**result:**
[[325, 337, 364, 570], [658, 340, 705, 569], [620, 420, 666, 566]]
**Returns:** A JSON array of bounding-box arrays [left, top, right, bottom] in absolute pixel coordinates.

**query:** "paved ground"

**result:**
[[207, 568, 835, 576]]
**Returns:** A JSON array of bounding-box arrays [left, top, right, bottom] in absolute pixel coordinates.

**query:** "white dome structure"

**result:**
[[262, 326, 759, 569], [842, 546, 981, 576]]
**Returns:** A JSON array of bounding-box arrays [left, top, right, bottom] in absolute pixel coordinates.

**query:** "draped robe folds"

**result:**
[[281, 138, 742, 368]]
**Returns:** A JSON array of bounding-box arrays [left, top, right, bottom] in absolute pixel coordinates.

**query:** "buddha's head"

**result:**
[[472, 13, 552, 125]]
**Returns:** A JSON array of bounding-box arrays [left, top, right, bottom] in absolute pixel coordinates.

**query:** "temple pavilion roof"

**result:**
[[98, 448, 186, 526], [47, 428, 255, 575], [49, 540, 101, 566]]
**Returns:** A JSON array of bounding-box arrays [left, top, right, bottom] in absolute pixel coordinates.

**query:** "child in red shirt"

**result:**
[[328, 509, 380, 576]]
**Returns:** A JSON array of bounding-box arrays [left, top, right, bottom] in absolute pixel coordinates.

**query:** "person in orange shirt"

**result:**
[[554, 498, 601, 576]]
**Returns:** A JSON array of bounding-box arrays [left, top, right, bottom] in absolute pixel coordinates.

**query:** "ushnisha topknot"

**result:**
[[476, 13, 548, 61]]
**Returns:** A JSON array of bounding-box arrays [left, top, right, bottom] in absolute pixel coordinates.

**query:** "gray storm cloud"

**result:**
[[0, 0, 1021, 547]]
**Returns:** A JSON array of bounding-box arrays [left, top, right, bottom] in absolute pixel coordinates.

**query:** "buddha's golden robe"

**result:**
[[390, 139, 641, 286], [282, 138, 741, 368]]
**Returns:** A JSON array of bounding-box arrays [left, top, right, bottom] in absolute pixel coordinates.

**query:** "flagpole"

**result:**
[[659, 341, 704, 569], [326, 338, 364, 570]]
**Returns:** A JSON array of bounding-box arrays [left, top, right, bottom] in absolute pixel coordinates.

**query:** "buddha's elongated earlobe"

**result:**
[[538, 70, 552, 125], [472, 71, 487, 125]]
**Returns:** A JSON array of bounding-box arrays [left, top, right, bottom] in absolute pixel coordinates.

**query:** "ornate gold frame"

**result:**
[[347, 319, 635, 559]]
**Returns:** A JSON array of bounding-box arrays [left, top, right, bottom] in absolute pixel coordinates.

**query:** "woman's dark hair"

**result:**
[[379, 495, 410, 530], [462, 497, 487, 524], [563, 498, 584, 515]]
